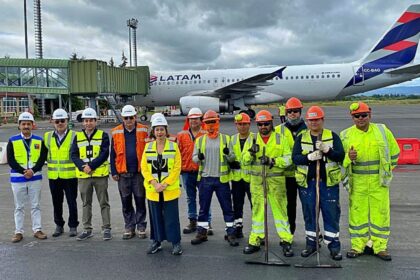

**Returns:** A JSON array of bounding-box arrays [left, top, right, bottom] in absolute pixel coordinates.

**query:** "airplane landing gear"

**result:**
[[240, 109, 256, 119]]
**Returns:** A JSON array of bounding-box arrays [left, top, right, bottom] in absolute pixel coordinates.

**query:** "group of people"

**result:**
[[6, 97, 400, 261]]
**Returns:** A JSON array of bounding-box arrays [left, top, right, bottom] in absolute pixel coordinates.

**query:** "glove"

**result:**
[[248, 139, 259, 156], [198, 149, 205, 161], [316, 140, 330, 153], [228, 161, 241, 170], [260, 156, 275, 169], [223, 144, 230, 155], [307, 150, 323, 161]]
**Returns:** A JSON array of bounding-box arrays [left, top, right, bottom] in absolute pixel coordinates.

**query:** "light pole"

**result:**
[[126, 18, 139, 67]]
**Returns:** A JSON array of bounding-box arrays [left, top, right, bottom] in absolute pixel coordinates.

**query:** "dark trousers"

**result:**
[[118, 173, 147, 231], [197, 177, 235, 235], [286, 176, 299, 234], [280, 116, 286, 123], [298, 180, 341, 253], [49, 178, 79, 228], [148, 194, 181, 244], [181, 171, 211, 222], [231, 179, 251, 224]]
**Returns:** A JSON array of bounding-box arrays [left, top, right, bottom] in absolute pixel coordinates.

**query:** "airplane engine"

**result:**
[[179, 96, 232, 115]]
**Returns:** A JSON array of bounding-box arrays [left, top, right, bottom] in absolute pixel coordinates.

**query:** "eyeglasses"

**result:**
[[286, 109, 301, 114], [204, 120, 217, 124], [123, 116, 135, 120], [257, 122, 271, 127], [353, 113, 369, 119], [54, 119, 66, 124]]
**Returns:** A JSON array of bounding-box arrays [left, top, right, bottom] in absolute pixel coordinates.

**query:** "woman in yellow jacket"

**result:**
[[141, 113, 182, 255]]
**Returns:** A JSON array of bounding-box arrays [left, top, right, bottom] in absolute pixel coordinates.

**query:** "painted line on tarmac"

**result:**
[[0, 173, 9, 176]]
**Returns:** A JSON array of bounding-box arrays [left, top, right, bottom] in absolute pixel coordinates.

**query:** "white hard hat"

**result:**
[[18, 112, 34, 122], [121, 105, 137, 117], [187, 107, 203, 119], [52, 108, 68, 120], [81, 108, 98, 119], [151, 113, 168, 127]]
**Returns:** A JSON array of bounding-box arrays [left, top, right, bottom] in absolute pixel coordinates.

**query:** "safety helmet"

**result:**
[[234, 112, 251, 124], [18, 112, 34, 122], [151, 113, 168, 127], [285, 97, 303, 110], [305, 106, 325, 120], [203, 110, 220, 122], [121, 105, 137, 117], [255, 110, 273, 122], [187, 107, 203, 119], [52, 108, 68, 120], [81, 108, 98, 119], [349, 102, 371, 115]]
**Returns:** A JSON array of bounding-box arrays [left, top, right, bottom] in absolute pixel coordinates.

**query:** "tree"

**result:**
[[109, 57, 115, 67], [69, 53, 85, 60], [119, 51, 128, 68]]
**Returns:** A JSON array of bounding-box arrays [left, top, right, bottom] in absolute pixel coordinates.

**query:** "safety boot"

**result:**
[[243, 244, 260, 254], [346, 249, 362, 258], [225, 234, 239, 247], [280, 241, 294, 257], [301, 246, 317, 257], [207, 223, 214, 236], [235, 225, 244, 239], [191, 229, 208, 245], [183, 219, 197, 234], [376, 250, 392, 261]]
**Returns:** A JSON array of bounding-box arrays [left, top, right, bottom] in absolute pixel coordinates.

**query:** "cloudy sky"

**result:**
[[1, 0, 420, 79]]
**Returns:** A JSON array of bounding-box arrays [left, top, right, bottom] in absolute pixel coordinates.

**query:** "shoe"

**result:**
[[226, 234, 239, 247], [207, 224, 214, 236], [52, 226, 64, 237], [34, 231, 48, 240], [243, 244, 260, 254], [103, 229, 112, 241], [330, 251, 343, 261], [376, 250, 392, 261], [12, 233, 23, 243], [191, 231, 208, 245], [137, 230, 147, 239], [69, 227, 77, 237], [123, 229, 135, 240], [172, 243, 183, 255], [235, 226, 244, 239], [346, 249, 362, 258], [280, 241, 294, 257], [77, 230, 93, 241], [183, 219, 197, 234], [147, 241, 162, 254], [301, 246, 317, 257]]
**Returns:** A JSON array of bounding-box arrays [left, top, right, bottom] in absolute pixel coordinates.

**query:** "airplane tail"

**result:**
[[361, 4, 420, 67]]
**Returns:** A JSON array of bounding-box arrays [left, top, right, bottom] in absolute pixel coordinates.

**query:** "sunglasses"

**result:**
[[54, 119, 66, 124], [353, 113, 369, 119], [257, 122, 271, 127], [204, 120, 217, 124], [286, 109, 301, 114], [123, 116, 135, 120]]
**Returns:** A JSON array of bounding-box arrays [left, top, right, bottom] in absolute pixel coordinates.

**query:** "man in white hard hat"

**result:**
[[44, 109, 79, 238], [110, 105, 149, 239], [71, 108, 112, 241], [7, 112, 48, 243]]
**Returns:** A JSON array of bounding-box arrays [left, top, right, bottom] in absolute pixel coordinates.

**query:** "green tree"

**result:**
[[119, 51, 128, 68]]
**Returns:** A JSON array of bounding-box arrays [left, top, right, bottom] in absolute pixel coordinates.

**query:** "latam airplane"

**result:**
[[136, 4, 420, 119]]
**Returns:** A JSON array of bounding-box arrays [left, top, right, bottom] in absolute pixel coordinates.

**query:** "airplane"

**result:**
[[135, 4, 420, 119]]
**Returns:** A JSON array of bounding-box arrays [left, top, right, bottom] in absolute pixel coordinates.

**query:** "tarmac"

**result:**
[[0, 104, 419, 280]]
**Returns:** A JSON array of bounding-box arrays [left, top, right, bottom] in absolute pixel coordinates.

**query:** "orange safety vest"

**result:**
[[111, 123, 148, 173], [177, 129, 206, 172]]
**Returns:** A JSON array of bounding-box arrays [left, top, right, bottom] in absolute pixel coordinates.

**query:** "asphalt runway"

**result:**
[[0, 104, 419, 280]]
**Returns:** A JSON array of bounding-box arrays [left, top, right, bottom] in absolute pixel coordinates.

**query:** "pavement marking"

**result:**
[[0, 173, 9, 176]]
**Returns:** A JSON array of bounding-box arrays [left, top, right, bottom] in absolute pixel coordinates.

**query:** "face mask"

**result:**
[[205, 122, 220, 138]]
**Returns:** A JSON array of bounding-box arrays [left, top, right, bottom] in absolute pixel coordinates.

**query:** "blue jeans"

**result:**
[[181, 172, 211, 222]]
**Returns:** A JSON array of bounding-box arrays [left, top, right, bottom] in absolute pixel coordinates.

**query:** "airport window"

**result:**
[[208, 80, 211, 83], [337, 74, 341, 78], [332, 74, 335, 78], [0, 67, 6, 85], [290, 76, 293, 80], [311, 75, 314, 79], [301, 76, 304, 79], [7, 67, 20, 86], [316, 75, 319, 79], [306, 76, 309, 79], [327, 75, 330, 78], [227, 79, 230, 82], [321, 75, 325, 78]]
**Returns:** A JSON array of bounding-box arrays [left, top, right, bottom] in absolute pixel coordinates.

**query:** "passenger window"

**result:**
[[332, 74, 335, 78]]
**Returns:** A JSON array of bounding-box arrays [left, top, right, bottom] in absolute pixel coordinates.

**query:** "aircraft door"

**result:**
[[353, 66, 364, 86]]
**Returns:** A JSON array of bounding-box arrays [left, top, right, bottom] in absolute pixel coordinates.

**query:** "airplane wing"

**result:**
[[187, 66, 286, 98], [385, 64, 420, 75]]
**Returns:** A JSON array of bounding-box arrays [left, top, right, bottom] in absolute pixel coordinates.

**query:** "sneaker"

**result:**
[[12, 233, 23, 243], [172, 243, 183, 255], [183, 219, 197, 234], [52, 226, 64, 237], [69, 227, 77, 237], [375, 250, 392, 261], [103, 229, 112, 241], [34, 231, 48, 240], [207, 224, 214, 236], [243, 244, 260, 254], [137, 229, 147, 239], [280, 241, 294, 257], [147, 241, 162, 254], [301, 246, 317, 257], [346, 249, 362, 258], [123, 229, 135, 240], [77, 230, 93, 241]]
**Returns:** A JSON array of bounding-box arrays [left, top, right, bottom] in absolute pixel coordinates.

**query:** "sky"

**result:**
[[1, 0, 420, 87]]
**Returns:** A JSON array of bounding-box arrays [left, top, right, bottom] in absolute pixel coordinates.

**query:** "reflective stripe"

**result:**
[[349, 223, 369, 230], [354, 160, 380, 166], [136, 127, 148, 133], [266, 172, 284, 177], [234, 218, 243, 224], [352, 169, 379, 175], [111, 129, 124, 135], [371, 224, 390, 232], [275, 133, 281, 145], [90, 140, 102, 146], [48, 159, 73, 164], [220, 171, 229, 176], [162, 154, 175, 159], [371, 232, 389, 239], [225, 222, 234, 227], [350, 233, 369, 238], [48, 167, 76, 172], [324, 231, 339, 238], [305, 230, 316, 237], [77, 142, 90, 148], [197, 222, 209, 228], [376, 124, 389, 161], [252, 221, 264, 226], [252, 229, 265, 234]]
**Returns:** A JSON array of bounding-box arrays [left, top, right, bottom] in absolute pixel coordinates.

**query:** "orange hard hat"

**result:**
[[255, 110, 273, 122], [306, 106, 325, 120], [234, 112, 251, 124], [203, 110, 220, 122], [349, 102, 371, 115], [285, 97, 303, 110]]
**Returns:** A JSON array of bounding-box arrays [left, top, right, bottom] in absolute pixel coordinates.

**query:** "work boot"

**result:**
[[12, 233, 23, 243], [183, 219, 197, 234], [280, 241, 294, 257], [52, 226, 64, 237], [34, 231, 48, 240], [330, 251, 343, 261], [69, 227, 77, 237], [137, 229, 147, 239], [301, 246, 317, 257], [376, 250, 392, 261], [225, 234, 239, 247], [147, 240, 162, 254], [346, 249, 362, 258], [191, 230, 208, 245], [122, 229, 135, 240], [243, 244, 260, 254], [235, 226, 244, 239], [207, 224, 214, 236], [172, 243, 183, 255]]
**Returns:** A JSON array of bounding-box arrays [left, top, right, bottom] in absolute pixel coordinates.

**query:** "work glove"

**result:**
[[228, 161, 241, 170], [198, 149, 205, 161], [248, 139, 259, 156], [315, 140, 330, 153], [223, 143, 230, 155], [307, 150, 323, 161]]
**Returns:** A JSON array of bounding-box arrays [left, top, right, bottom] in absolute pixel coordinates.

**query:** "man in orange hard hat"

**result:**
[[292, 106, 345, 260]]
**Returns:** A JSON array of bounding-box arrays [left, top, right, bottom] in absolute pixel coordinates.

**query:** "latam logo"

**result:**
[[150, 74, 202, 83]]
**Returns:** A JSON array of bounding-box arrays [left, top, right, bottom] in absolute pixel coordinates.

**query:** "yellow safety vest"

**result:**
[[10, 134, 43, 183], [230, 132, 254, 182], [295, 129, 342, 187], [196, 134, 231, 183], [44, 130, 76, 179], [279, 105, 286, 116], [75, 130, 109, 178], [275, 124, 296, 177]]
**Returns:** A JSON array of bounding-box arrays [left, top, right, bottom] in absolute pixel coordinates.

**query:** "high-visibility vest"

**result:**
[[295, 129, 342, 187], [230, 132, 254, 182], [275, 124, 296, 177], [111, 123, 148, 173], [177, 129, 206, 172], [44, 130, 76, 179], [279, 105, 286, 116], [75, 130, 109, 178], [143, 140, 180, 201], [9, 134, 43, 183], [196, 134, 231, 183]]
